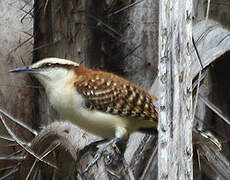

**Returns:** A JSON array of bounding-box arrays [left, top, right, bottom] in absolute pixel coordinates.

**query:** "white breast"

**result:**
[[47, 85, 130, 138], [46, 82, 154, 139]]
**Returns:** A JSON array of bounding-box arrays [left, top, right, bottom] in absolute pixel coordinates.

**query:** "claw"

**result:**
[[83, 150, 103, 173], [77, 139, 107, 159], [83, 137, 121, 173]]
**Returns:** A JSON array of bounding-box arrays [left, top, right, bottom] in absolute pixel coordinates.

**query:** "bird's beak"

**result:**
[[8, 66, 37, 73]]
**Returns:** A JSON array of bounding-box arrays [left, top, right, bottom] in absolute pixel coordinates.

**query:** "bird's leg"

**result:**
[[83, 137, 121, 173], [77, 139, 108, 161]]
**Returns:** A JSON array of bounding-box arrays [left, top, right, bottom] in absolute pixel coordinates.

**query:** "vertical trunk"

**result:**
[[158, 0, 193, 179], [121, 0, 158, 88], [120, 1, 159, 179]]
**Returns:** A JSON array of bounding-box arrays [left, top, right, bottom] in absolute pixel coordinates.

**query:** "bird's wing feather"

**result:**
[[75, 73, 158, 122]]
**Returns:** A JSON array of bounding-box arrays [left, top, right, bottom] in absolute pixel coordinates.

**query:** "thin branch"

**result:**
[[44, 0, 50, 15], [195, 115, 230, 142], [206, 0, 211, 22], [19, 0, 33, 10], [86, 13, 122, 38], [25, 159, 38, 180], [33, 42, 55, 53], [192, 36, 204, 69], [0, 164, 20, 172], [196, 149, 202, 180], [20, 7, 34, 23], [197, 143, 230, 179], [106, 169, 121, 179], [106, 0, 144, 17], [199, 95, 230, 126], [0, 135, 15, 142], [1, 167, 19, 180], [8, 36, 33, 55], [122, 44, 142, 61], [25, 142, 60, 180], [193, 129, 222, 151], [0, 114, 57, 169], [22, 29, 33, 37], [0, 108, 37, 136], [32, 167, 39, 180], [5, 148, 25, 158], [140, 145, 157, 180], [0, 155, 25, 161], [192, 69, 207, 90], [192, 35, 204, 123]]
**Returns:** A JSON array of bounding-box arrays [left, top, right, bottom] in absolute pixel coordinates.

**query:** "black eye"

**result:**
[[41, 63, 61, 68], [44, 63, 53, 67]]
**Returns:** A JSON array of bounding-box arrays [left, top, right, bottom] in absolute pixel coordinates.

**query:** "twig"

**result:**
[[6, 149, 25, 159], [20, 7, 34, 23], [0, 108, 37, 136], [0, 155, 25, 161], [122, 44, 142, 61], [192, 70, 202, 122], [192, 36, 204, 69], [106, 0, 144, 17], [206, 0, 211, 22], [25, 142, 60, 180], [196, 149, 202, 180], [140, 145, 157, 180], [106, 169, 121, 179], [1, 167, 19, 180], [44, 0, 50, 15], [32, 167, 39, 180], [86, 13, 121, 38], [0, 114, 57, 169], [199, 95, 230, 126], [0, 135, 15, 142], [8, 36, 33, 55], [0, 164, 20, 172], [191, 35, 204, 132], [25, 159, 39, 180]]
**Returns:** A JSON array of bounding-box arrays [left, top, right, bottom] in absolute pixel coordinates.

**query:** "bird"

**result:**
[[9, 57, 159, 172]]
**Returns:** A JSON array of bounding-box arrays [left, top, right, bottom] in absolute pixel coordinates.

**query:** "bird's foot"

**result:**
[[83, 137, 121, 173], [83, 150, 103, 173], [77, 139, 108, 160]]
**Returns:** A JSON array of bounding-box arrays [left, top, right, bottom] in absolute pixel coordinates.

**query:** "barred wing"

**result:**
[[75, 73, 158, 122]]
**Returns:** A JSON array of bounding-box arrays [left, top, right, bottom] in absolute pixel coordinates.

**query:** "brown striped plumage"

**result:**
[[9, 57, 159, 172], [74, 66, 158, 122], [9, 58, 159, 135]]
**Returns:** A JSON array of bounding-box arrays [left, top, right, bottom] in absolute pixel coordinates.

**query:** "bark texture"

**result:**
[[158, 0, 193, 179]]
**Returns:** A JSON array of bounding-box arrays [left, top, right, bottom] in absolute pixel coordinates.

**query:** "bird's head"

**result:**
[[9, 57, 79, 87]]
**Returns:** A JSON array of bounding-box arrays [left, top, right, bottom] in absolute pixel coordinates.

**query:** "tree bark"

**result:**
[[0, 0, 34, 177], [158, 0, 193, 179]]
